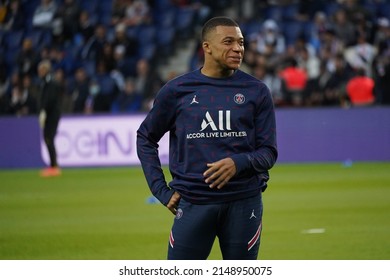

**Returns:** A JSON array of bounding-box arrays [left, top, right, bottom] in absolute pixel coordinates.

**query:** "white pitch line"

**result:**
[[301, 228, 326, 234]]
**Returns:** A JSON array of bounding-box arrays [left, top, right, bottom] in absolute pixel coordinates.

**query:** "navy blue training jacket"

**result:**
[[137, 68, 278, 205]]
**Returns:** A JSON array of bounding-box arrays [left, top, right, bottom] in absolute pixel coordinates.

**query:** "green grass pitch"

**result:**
[[0, 162, 389, 260]]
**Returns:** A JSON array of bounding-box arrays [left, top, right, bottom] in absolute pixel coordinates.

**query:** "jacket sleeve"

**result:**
[[136, 84, 177, 205], [230, 83, 278, 181]]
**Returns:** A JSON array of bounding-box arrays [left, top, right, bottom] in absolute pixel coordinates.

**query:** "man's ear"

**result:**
[[202, 41, 211, 54]]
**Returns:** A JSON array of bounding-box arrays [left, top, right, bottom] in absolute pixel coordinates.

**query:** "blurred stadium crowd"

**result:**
[[0, 0, 389, 117]]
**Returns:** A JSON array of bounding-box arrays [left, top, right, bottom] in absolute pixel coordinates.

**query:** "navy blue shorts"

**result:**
[[167, 191, 263, 260]]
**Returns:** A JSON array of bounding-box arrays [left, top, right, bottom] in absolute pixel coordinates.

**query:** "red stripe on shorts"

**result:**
[[169, 231, 175, 248], [248, 223, 262, 251]]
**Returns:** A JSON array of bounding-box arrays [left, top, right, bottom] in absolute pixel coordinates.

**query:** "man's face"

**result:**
[[204, 25, 244, 70], [38, 64, 49, 78]]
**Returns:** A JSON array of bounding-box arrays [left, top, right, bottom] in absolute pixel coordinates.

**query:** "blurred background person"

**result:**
[[91, 61, 119, 113], [0, 64, 11, 115], [54, 0, 81, 44], [37, 59, 62, 177], [8, 82, 37, 116], [0, 0, 25, 31], [250, 19, 286, 55], [16, 38, 39, 77], [346, 68, 375, 106], [69, 66, 90, 114], [32, 0, 57, 31], [279, 57, 308, 107], [323, 53, 353, 106], [133, 58, 164, 111], [111, 77, 142, 113]]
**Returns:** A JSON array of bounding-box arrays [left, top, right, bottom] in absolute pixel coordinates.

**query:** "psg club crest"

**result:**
[[234, 93, 245, 104], [175, 208, 183, 219]]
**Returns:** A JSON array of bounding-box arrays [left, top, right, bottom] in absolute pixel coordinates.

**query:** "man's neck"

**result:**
[[201, 65, 235, 78], [200, 61, 234, 79]]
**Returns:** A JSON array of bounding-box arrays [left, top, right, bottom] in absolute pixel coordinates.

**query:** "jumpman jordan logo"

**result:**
[[250, 209, 257, 219], [190, 95, 199, 104]]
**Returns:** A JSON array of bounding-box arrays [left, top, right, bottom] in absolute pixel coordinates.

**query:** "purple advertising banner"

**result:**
[[39, 115, 169, 167], [0, 107, 389, 169], [275, 107, 390, 162], [0, 117, 43, 168]]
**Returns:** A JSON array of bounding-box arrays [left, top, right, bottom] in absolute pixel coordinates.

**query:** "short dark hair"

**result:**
[[201, 16, 239, 42]]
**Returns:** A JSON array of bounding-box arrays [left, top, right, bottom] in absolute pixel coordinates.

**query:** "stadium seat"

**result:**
[[117, 57, 138, 77], [82, 60, 96, 77], [302, 21, 315, 41], [138, 43, 156, 61], [241, 20, 263, 38], [98, 0, 113, 26], [26, 29, 43, 49], [379, 2, 390, 18], [154, 8, 175, 28], [156, 26, 175, 45], [156, 26, 175, 57], [22, 0, 40, 19], [79, 0, 98, 24], [4, 48, 19, 73], [105, 26, 116, 42], [3, 30, 24, 50], [282, 20, 304, 46], [80, 0, 98, 14], [136, 25, 156, 47], [363, 2, 379, 17], [154, 0, 174, 11], [0, 29, 4, 47], [282, 3, 299, 21], [40, 29, 52, 48], [96, 73, 118, 95], [98, 0, 113, 13], [99, 13, 112, 26], [264, 5, 283, 21], [324, 2, 340, 16], [174, 7, 195, 39]]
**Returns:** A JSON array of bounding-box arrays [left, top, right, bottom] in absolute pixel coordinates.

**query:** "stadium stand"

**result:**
[[0, 0, 389, 117]]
